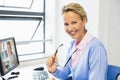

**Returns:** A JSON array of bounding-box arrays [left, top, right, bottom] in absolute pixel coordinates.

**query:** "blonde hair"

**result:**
[[62, 3, 87, 21]]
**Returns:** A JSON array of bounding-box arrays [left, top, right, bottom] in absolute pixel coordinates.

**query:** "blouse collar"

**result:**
[[74, 32, 94, 50]]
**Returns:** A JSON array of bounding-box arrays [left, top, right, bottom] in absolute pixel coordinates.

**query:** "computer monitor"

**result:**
[[0, 37, 19, 76]]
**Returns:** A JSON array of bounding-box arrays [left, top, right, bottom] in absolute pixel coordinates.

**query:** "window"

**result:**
[[0, 0, 34, 8], [0, 0, 53, 61]]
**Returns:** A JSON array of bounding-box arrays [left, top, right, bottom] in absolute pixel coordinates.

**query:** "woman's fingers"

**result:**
[[46, 56, 53, 67], [46, 55, 58, 73]]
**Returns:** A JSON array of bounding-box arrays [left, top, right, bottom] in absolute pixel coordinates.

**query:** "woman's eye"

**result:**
[[64, 23, 69, 26], [72, 22, 77, 24]]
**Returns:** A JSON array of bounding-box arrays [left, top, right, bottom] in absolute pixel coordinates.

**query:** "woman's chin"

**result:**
[[71, 36, 77, 39]]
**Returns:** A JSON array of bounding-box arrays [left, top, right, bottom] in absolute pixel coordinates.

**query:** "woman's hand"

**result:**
[[46, 55, 58, 73]]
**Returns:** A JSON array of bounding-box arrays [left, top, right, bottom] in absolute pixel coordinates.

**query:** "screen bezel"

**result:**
[[0, 37, 19, 76]]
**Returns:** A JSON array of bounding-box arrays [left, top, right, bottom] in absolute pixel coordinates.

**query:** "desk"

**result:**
[[0, 58, 58, 80], [0, 64, 54, 80]]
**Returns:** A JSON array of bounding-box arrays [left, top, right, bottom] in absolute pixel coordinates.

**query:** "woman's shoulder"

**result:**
[[89, 37, 105, 48]]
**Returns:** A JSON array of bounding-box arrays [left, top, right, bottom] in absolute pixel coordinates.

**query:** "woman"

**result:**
[[46, 3, 108, 80]]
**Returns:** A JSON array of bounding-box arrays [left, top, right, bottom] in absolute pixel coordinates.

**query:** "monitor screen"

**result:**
[[0, 37, 19, 76]]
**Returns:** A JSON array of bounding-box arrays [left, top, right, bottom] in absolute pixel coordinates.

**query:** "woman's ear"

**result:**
[[83, 17, 87, 26]]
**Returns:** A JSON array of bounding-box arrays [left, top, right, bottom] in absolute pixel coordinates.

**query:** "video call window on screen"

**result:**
[[0, 37, 19, 76]]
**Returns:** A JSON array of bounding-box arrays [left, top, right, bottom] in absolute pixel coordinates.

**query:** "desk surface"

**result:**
[[0, 64, 55, 80]]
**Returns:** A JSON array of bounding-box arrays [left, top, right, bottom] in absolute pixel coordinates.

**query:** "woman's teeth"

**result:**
[[70, 29, 77, 35]]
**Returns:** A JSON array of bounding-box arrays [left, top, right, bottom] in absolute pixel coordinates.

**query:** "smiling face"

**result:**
[[63, 11, 87, 42]]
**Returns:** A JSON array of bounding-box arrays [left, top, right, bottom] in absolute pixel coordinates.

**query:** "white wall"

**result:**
[[99, 0, 120, 66], [45, 0, 56, 54]]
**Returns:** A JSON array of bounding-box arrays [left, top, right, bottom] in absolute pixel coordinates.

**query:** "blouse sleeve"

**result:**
[[88, 40, 108, 80]]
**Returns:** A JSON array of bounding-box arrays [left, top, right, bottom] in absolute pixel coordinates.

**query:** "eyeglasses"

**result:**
[[64, 48, 78, 67], [54, 44, 63, 56]]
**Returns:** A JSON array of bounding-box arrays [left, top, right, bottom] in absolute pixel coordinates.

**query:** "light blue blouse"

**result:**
[[52, 37, 108, 80]]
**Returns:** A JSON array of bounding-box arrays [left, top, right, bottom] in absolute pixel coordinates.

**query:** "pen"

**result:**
[[8, 75, 18, 79]]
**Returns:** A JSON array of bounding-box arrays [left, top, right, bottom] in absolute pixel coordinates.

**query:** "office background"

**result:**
[[0, 0, 120, 74], [0, 0, 120, 80]]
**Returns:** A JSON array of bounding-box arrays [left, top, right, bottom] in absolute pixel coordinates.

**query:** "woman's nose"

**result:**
[[67, 25, 74, 31]]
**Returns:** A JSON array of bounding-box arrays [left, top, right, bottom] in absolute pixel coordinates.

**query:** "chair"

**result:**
[[67, 65, 120, 80], [107, 65, 120, 80]]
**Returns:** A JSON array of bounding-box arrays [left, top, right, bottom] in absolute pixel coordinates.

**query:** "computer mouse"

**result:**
[[11, 72, 20, 75]]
